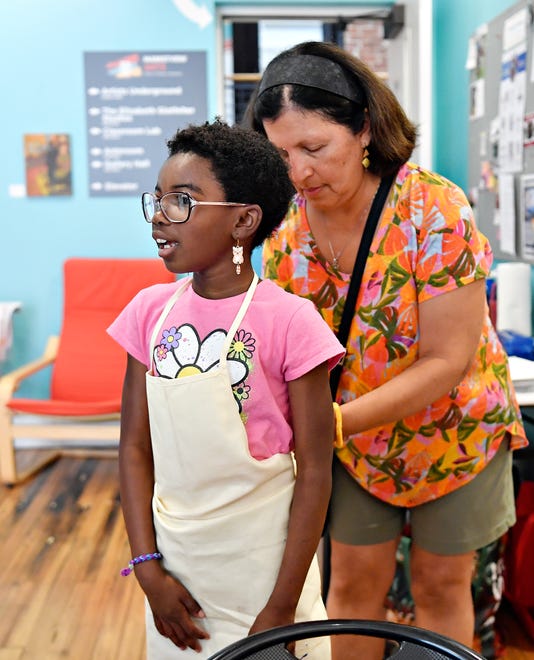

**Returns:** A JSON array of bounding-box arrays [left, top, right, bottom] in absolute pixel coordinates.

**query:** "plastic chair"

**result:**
[[0, 257, 175, 485], [206, 619, 486, 660]]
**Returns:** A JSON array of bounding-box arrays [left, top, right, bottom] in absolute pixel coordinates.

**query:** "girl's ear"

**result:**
[[232, 204, 262, 242]]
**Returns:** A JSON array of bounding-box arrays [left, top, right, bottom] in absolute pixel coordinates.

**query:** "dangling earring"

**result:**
[[362, 146, 370, 169], [232, 239, 244, 275]]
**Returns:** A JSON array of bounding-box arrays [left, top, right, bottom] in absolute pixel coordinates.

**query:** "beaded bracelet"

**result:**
[[332, 402, 344, 449], [120, 552, 162, 576]]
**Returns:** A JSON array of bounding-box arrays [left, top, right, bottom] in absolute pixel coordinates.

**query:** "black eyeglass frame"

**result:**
[[141, 191, 248, 224]]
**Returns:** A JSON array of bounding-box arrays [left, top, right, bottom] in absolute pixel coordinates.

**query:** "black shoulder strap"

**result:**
[[329, 172, 395, 398]]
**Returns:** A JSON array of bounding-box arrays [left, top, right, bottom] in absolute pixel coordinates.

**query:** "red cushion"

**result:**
[[11, 258, 174, 413], [7, 397, 121, 416], [49, 258, 174, 402]]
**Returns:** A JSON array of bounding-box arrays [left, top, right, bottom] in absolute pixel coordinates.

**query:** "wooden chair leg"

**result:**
[[0, 407, 61, 486], [10, 450, 62, 486], [0, 404, 17, 485]]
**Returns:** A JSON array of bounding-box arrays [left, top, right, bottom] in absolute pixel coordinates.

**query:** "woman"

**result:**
[[245, 40, 528, 660]]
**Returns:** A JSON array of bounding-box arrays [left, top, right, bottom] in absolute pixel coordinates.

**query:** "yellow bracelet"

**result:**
[[332, 402, 344, 449]]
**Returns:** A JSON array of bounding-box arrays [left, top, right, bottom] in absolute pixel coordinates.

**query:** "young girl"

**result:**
[[107, 119, 344, 659]]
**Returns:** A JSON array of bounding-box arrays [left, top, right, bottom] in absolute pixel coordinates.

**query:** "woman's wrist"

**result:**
[[333, 402, 344, 448]]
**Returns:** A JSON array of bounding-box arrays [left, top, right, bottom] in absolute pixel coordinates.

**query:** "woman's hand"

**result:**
[[341, 279, 487, 435]]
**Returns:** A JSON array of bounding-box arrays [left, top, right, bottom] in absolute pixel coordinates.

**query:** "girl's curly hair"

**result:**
[[166, 118, 295, 248]]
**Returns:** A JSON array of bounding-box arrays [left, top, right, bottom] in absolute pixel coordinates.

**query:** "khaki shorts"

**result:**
[[328, 438, 516, 555]]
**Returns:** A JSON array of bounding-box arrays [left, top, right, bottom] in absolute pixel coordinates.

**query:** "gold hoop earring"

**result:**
[[232, 239, 244, 275], [362, 147, 370, 170]]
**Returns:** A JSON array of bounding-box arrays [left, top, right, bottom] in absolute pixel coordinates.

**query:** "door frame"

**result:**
[[215, 1, 433, 169]]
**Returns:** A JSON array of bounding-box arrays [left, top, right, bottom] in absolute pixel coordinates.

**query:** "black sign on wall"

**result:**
[[84, 51, 207, 197]]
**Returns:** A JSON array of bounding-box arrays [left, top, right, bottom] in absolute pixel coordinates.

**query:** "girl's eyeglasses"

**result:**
[[142, 191, 247, 224]]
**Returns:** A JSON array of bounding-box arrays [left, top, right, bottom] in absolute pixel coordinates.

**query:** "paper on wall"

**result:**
[[496, 262, 532, 336]]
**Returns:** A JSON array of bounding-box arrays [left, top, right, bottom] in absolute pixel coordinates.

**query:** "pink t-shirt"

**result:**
[[108, 277, 344, 459]]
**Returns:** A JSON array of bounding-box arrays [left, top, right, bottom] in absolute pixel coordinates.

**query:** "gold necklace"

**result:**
[[326, 182, 380, 270]]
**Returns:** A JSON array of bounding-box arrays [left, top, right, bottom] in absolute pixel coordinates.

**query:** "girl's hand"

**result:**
[[248, 604, 295, 635], [141, 567, 210, 652], [249, 603, 297, 652]]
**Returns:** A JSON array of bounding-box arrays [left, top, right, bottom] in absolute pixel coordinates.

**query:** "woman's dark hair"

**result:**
[[243, 41, 417, 177], [166, 118, 295, 248]]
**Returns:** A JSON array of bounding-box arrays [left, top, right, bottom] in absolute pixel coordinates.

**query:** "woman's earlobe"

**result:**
[[363, 115, 372, 140]]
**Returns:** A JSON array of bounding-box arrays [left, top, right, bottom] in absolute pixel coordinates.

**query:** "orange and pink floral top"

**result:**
[[263, 162, 527, 507]]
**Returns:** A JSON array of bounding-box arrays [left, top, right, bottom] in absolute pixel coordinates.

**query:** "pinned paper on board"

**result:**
[[468, 23, 488, 120], [519, 173, 534, 260], [496, 262, 532, 336], [498, 173, 516, 255], [498, 7, 528, 173]]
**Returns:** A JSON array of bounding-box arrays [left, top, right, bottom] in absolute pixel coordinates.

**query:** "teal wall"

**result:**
[[0, 0, 520, 397], [0, 0, 219, 396]]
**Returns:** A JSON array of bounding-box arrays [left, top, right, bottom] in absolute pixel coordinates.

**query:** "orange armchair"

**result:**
[[0, 258, 175, 485]]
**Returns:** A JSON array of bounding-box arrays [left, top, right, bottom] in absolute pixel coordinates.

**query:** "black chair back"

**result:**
[[207, 619, 486, 660]]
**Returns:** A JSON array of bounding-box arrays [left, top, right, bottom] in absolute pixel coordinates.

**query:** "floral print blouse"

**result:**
[[263, 162, 527, 507]]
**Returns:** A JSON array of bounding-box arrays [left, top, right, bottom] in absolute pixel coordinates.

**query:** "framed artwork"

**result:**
[[24, 133, 72, 196]]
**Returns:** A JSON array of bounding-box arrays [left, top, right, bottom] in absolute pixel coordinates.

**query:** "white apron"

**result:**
[[144, 274, 330, 659]]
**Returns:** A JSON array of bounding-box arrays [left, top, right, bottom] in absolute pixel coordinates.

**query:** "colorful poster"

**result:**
[[24, 133, 72, 197], [84, 51, 207, 197]]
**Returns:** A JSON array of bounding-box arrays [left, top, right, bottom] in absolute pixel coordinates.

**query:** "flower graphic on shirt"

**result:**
[[233, 383, 251, 403], [162, 327, 181, 349], [228, 330, 256, 361], [155, 345, 168, 361], [234, 383, 251, 422], [153, 324, 252, 411]]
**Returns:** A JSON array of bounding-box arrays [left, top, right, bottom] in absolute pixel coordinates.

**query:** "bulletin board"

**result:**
[[467, 1, 534, 263]]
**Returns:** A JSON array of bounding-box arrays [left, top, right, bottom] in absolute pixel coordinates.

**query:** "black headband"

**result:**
[[257, 53, 365, 105]]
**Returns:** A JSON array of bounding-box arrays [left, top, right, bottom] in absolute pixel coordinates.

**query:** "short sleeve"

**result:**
[[107, 283, 175, 367], [282, 298, 345, 382], [413, 177, 493, 303]]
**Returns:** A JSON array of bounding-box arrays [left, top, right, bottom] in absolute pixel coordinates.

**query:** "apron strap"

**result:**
[[148, 278, 191, 374], [220, 273, 259, 366], [148, 274, 259, 373]]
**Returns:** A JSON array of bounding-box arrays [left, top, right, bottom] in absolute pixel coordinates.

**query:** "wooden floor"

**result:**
[[0, 454, 145, 660], [0, 453, 533, 660]]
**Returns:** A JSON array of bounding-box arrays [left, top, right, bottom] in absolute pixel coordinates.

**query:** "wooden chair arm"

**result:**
[[0, 336, 59, 400]]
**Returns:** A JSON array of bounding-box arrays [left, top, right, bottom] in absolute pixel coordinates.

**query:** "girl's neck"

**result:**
[[191, 267, 257, 300]]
